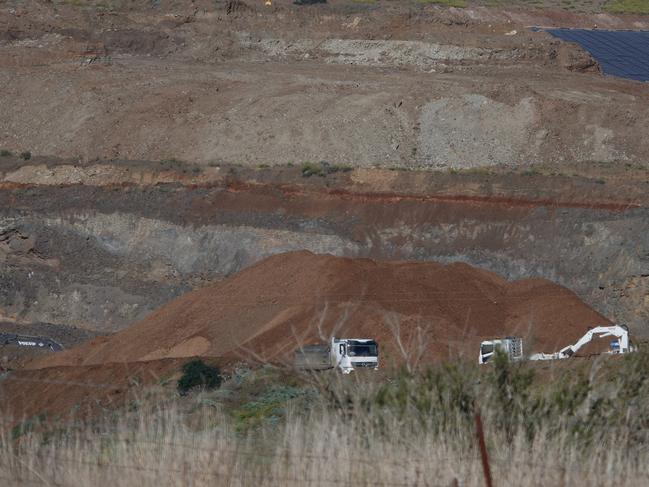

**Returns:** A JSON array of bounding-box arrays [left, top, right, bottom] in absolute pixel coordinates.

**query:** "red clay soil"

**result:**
[[28, 251, 610, 370], [0, 359, 186, 427]]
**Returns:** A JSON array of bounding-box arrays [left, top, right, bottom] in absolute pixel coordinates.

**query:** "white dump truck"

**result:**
[[294, 337, 379, 374]]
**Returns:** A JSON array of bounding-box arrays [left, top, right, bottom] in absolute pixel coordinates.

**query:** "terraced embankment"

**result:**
[[2, 1, 649, 168], [2, 158, 648, 336]]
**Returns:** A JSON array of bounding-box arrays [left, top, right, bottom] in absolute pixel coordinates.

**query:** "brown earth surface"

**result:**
[[1, 1, 649, 168], [1, 0, 646, 427], [28, 251, 610, 370], [0, 359, 186, 426], [1, 250, 615, 425], [3, 157, 647, 338], [2, 0, 649, 337]]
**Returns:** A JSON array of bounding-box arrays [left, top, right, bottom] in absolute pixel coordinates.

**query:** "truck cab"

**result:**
[[331, 338, 379, 374]]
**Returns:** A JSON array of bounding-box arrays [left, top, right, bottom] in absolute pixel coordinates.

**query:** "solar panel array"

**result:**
[[547, 29, 649, 82]]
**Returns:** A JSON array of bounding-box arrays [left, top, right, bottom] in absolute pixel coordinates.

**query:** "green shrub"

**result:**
[[301, 161, 325, 177], [0, 150, 12, 157], [177, 360, 222, 395], [20, 151, 31, 160]]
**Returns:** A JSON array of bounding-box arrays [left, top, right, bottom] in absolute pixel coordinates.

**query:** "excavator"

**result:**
[[529, 325, 632, 361], [0, 333, 63, 352], [479, 325, 633, 364]]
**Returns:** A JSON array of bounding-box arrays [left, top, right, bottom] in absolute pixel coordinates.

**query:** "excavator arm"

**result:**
[[530, 325, 631, 361]]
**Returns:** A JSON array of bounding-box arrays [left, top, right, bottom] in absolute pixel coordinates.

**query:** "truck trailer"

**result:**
[[294, 337, 379, 374]]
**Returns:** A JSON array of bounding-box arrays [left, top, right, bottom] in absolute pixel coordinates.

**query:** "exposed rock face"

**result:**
[[1, 2, 648, 337], [418, 95, 536, 168], [1, 162, 648, 334]]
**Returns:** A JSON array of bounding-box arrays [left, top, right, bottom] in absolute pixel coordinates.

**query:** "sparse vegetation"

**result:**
[[234, 385, 305, 431], [5, 353, 649, 485], [301, 161, 353, 177], [0, 150, 12, 157], [20, 151, 32, 160], [442, 166, 496, 176], [417, 0, 468, 7], [10, 414, 45, 440], [294, 0, 327, 5], [604, 0, 649, 14]]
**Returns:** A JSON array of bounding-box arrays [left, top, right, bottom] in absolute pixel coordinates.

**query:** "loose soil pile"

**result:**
[[29, 251, 609, 370]]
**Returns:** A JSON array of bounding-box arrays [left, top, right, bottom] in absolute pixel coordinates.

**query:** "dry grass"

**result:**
[[3, 350, 649, 486], [2, 404, 648, 486]]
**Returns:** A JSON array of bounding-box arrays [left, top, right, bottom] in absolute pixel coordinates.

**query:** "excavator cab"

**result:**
[[479, 337, 523, 364]]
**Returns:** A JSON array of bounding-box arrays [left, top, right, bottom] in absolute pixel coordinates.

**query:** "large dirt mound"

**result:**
[[28, 251, 609, 369]]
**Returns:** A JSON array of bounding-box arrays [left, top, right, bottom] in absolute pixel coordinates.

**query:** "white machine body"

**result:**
[[479, 325, 634, 364], [529, 325, 632, 361], [479, 337, 524, 364]]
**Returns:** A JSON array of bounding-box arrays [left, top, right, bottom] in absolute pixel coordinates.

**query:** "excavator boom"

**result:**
[[529, 325, 631, 361]]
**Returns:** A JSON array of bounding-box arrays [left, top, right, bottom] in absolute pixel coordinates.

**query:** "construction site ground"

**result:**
[[1, 0, 649, 424]]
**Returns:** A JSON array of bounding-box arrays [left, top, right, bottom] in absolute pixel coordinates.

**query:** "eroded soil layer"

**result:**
[[2, 160, 647, 334]]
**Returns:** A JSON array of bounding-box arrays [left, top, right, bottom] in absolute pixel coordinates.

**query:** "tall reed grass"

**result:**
[[3, 350, 649, 486]]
